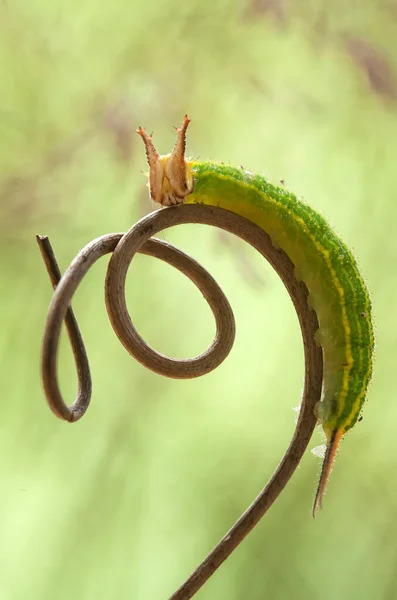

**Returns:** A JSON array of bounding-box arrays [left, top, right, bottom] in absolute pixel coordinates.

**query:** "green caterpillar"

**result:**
[[137, 116, 374, 515]]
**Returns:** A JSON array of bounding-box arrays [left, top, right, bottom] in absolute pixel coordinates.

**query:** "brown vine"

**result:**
[[37, 204, 323, 600]]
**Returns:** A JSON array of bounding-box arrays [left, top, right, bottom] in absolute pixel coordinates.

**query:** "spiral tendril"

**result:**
[[37, 204, 323, 600]]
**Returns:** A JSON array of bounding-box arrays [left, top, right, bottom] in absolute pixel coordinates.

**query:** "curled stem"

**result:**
[[37, 204, 323, 599]]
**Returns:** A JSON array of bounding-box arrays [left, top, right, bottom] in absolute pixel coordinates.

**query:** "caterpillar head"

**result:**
[[137, 115, 194, 206]]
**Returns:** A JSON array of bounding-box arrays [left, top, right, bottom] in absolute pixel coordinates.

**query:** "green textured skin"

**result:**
[[186, 162, 374, 439]]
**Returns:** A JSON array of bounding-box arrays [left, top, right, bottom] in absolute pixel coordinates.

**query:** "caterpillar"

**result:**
[[137, 115, 374, 515]]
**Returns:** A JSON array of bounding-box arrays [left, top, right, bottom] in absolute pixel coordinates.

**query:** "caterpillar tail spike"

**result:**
[[312, 428, 344, 517]]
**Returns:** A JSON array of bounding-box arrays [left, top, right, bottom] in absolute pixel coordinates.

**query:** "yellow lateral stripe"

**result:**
[[299, 211, 373, 427], [292, 214, 353, 413], [333, 238, 373, 428], [342, 350, 373, 431]]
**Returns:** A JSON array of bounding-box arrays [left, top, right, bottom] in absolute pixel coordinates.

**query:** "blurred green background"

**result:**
[[1, 1, 396, 599]]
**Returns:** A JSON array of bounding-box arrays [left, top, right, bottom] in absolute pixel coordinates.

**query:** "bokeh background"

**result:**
[[1, 1, 396, 599]]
